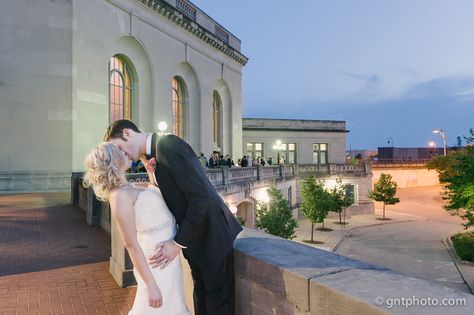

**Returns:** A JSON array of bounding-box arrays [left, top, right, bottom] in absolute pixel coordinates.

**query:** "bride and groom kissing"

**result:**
[[84, 119, 243, 315]]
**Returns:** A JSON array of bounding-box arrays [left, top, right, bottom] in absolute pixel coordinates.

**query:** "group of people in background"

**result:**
[[199, 152, 235, 168], [199, 152, 275, 169], [129, 151, 277, 173]]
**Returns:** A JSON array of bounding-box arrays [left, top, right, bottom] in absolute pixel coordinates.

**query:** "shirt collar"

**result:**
[[145, 133, 153, 156]]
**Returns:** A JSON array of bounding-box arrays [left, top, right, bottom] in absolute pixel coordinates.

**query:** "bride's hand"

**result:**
[[147, 284, 163, 308]]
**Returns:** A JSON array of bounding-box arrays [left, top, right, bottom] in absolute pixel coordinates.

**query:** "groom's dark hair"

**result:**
[[104, 119, 141, 141]]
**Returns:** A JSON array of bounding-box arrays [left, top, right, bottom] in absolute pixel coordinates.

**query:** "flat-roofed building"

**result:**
[[242, 118, 348, 164], [243, 118, 373, 215]]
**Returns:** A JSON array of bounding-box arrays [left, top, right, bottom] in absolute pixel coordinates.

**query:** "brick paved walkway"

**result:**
[[0, 193, 136, 314]]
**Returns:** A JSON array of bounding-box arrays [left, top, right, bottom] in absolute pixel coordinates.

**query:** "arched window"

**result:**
[[172, 77, 187, 139], [109, 56, 132, 123], [212, 91, 223, 148]]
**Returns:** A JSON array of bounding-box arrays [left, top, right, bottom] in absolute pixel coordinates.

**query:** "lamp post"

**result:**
[[387, 137, 394, 162], [433, 129, 447, 156], [272, 140, 283, 165], [428, 140, 437, 156], [387, 137, 394, 147], [158, 121, 168, 136]]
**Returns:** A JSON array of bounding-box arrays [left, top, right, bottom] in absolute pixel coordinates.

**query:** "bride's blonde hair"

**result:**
[[83, 142, 128, 201]]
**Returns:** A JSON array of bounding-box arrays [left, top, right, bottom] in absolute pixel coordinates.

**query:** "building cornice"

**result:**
[[243, 127, 350, 133], [136, 0, 249, 66], [243, 118, 348, 133]]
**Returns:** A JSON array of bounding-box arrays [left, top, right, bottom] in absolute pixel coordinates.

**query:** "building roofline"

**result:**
[[137, 0, 248, 66], [243, 117, 346, 124], [186, 0, 239, 41], [243, 127, 350, 133], [243, 117, 348, 132]]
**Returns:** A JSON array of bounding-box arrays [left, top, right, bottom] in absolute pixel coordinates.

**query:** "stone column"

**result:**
[[109, 215, 136, 288]]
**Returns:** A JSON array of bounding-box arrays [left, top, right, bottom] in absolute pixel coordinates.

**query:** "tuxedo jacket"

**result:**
[[149, 133, 242, 266]]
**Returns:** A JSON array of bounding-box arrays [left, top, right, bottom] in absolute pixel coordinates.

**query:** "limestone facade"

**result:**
[[0, 0, 246, 192]]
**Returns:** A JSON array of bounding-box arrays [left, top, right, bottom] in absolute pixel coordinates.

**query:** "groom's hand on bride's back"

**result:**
[[149, 240, 181, 269]]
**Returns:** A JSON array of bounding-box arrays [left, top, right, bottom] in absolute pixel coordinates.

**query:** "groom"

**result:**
[[104, 119, 242, 315]]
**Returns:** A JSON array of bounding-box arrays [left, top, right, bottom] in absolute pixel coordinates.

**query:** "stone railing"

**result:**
[[229, 167, 258, 183], [175, 0, 196, 20], [214, 24, 229, 43], [234, 229, 473, 315], [371, 159, 431, 168], [205, 168, 225, 186], [260, 165, 281, 179], [156, 0, 240, 50], [295, 163, 369, 176], [205, 165, 296, 187], [72, 162, 369, 209], [72, 165, 295, 229]]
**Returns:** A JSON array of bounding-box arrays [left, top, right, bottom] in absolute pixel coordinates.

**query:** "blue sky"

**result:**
[[191, 0, 474, 149]]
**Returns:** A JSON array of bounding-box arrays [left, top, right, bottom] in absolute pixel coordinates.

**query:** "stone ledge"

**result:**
[[235, 228, 474, 314], [0, 171, 71, 192]]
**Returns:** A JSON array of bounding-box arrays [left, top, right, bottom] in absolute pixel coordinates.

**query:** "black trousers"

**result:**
[[188, 251, 235, 315]]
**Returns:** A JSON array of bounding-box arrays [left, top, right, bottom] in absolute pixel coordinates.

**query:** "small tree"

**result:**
[[427, 128, 474, 229], [255, 187, 298, 239], [300, 176, 333, 237], [368, 173, 400, 220], [301, 176, 318, 242], [330, 178, 354, 225]]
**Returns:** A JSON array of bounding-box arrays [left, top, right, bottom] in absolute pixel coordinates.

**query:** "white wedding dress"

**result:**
[[129, 186, 190, 315]]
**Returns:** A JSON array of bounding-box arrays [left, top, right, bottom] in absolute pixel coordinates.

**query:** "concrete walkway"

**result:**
[[294, 186, 473, 294], [0, 193, 135, 314]]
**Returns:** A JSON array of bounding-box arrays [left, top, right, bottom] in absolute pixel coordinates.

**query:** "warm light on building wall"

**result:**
[[256, 189, 270, 204]]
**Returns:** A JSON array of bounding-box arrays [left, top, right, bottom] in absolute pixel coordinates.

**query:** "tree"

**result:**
[[330, 178, 354, 225], [427, 128, 474, 229], [368, 173, 400, 220], [255, 187, 298, 239], [300, 176, 333, 240]]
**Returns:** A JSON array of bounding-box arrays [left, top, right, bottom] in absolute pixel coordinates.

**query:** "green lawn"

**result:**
[[451, 231, 474, 263]]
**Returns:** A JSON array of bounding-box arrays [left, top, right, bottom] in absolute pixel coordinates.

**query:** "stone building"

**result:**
[[243, 118, 374, 216], [243, 118, 347, 164], [0, 0, 247, 192]]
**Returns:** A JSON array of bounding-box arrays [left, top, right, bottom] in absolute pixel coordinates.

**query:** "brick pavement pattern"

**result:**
[[0, 193, 136, 314]]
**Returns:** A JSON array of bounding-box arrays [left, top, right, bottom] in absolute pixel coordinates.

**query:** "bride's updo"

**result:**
[[83, 142, 128, 201]]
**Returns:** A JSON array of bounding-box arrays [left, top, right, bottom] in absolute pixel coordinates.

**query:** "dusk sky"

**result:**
[[192, 0, 474, 150]]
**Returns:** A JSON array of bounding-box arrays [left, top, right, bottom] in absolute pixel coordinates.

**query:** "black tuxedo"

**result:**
[[149, 133, 242, 314]]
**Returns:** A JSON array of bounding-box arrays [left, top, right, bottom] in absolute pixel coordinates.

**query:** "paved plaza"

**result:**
[[295, 186, 474, 294], [0, 193, 136, 315]]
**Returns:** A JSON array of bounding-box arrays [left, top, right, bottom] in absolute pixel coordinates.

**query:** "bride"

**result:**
[[83, 142, 189, 315]]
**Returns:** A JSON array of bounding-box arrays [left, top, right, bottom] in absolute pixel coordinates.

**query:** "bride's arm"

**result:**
[[109, 192, 163, 308]]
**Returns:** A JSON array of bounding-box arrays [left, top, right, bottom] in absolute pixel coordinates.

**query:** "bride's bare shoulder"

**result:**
[[109, 186, 137, 207]]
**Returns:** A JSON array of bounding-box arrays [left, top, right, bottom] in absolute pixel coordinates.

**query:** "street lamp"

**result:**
[[387, 137, 394, 147], [433, 129, 447, 156], [158, 121, 168, 136], [272, 140, 283, 164], [428, 140, 437, 156]]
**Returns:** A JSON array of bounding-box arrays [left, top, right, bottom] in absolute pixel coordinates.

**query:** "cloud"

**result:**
[[339, 71, 384, 99], [401, 76, 474, 102]]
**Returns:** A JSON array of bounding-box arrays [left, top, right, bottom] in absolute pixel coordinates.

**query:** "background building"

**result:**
[[0, 0, 247, 192], [243, 118, 373, 216], [377, 146, 461, 162], [242, 118, 348, 164]]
